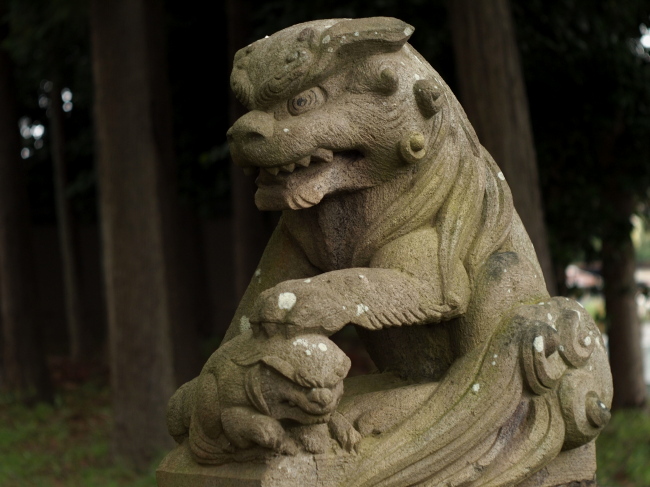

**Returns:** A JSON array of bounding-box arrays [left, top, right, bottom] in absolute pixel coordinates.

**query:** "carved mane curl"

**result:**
[[355, 68, 514, 313]]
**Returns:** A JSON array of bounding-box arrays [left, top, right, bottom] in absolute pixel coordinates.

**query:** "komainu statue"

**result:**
[[158, 17, 613, 487]]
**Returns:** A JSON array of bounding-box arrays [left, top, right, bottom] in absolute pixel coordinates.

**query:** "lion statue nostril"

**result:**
[[229, 110, 275, 142]]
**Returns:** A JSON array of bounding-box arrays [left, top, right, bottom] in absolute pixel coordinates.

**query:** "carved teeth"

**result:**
[[242, 167, 256, 176], [296, 156, 311, 168], [280, 163, 296, 173], [311, 148, 333, 163], [264, 167, 280, 176]]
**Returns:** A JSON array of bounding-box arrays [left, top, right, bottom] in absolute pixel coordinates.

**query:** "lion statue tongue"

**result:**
[[254, 159, 333, 211], [254, 150, 366, 211]]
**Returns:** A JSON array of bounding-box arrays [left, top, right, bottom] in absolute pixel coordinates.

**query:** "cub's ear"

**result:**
[[319, 17, 413, 60], [258, 356, 297, 382]]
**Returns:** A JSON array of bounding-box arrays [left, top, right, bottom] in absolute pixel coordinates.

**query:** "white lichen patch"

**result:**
[[577, 301, 585, 309], [327, 47, 333, 53], [283, 128, 290, 133], [254, 268, 261, 277], [318, 343, 328, 352], [414, 74, 421, 80], [304, 278, 312, 283], [356, 303, 369, 316], [583, 336, 592, 347], [354, 31, 359, 37], [293, 338, 309, 347], [491, 361, 496, 366], [404, 26, 414, 36], [472, 383, 480, 393], [305, 349, 312, 356], [559, 345, 565, 352], [507, 289, 512, 293], [533, 336, 544, 353], [493, 354, 498, 359], [497, 172, 505, 181], [547, 313, 553, 321], [322, 35, 331, 44], [278, 292, 297, 310], [358, 274, 366, 279], [538, 302, 545, 306], [240, 315, 251, 332]]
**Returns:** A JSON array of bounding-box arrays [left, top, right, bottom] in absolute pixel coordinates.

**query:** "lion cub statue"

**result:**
[[164, 17, 613, 487], [166, 331, 359, 464]]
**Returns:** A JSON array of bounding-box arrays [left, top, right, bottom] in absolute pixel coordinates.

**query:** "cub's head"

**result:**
[[227, 17, 461, 211], [235, 334, 350, 424]]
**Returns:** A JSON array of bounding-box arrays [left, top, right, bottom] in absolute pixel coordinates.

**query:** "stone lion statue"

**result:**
[[160, 17, 613, 487]]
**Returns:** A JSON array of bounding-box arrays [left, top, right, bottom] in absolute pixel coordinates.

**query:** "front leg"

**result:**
[[251, 228, 466, 336], [221, 407, 298, 455], [223, 218, 320, 343]]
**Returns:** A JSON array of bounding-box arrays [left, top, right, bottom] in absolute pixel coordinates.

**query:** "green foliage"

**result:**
[[3, 0, 96, 223], [596, 407, 650, 486], [514, 0, 650, 269], [0, 383, 160, 487]]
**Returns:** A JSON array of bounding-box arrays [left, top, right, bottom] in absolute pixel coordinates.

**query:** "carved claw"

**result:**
[[329, 411, 362, 453]]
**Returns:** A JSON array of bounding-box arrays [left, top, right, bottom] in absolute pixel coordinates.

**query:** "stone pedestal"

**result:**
[[157, 440, 597, 487]]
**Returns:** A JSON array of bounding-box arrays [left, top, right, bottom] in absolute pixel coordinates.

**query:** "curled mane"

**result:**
[[355, 71, 514, 313]]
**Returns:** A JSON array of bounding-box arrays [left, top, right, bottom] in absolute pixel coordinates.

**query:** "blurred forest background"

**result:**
[[1, 0, 650, 485]]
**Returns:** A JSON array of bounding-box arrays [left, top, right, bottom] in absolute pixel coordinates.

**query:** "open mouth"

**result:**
[[249, 149, 364, 211], [243, 149, 363, 179]]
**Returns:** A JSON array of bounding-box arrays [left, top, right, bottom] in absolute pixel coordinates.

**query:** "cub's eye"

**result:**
[[287, 87, 325, 116]]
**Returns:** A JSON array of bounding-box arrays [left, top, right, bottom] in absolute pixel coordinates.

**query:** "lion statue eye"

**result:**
[[288, 87, 325, 116]]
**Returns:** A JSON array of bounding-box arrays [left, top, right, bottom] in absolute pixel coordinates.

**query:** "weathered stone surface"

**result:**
[[158, 17, 613, 487]]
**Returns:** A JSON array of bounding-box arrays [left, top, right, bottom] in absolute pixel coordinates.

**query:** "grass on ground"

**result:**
[[1, 379, 649, 486]]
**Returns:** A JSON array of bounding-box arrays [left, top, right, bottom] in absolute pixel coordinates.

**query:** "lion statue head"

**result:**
[[227, 17, 534, 313]]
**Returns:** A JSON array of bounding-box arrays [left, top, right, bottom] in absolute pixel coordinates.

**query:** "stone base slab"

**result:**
[[157, 441, 597, 487]]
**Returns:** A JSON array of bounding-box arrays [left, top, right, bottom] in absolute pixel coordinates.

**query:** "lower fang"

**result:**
[[296, 156, 311, 168], [280, 163, 296, 173], [265, 167, 280, 176]]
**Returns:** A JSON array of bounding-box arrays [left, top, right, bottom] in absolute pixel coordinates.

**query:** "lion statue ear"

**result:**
[[258, 356, 297, 382], [319, 17, 413, 61]]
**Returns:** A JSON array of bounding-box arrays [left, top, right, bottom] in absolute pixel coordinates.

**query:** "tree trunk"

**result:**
[[90, 0, 199, 468], [447, 0, 556, 295], [226, 0, 277, 304], [50, 79, 89, 361], [602, 192, 646, 409], [0, 25, 53, 404]]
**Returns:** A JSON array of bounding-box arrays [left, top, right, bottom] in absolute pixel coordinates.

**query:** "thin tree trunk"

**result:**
[[50, 79, 88, 361], [226, 0, 277, 304], [447, 0, 556, 295], [0, 26, 53, 403], [602, 192, 646, 409], [90, 0, 199, 467]]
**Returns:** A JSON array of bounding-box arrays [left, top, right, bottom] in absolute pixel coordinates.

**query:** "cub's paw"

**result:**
[[293, 423, 331, 454], [329, 411, 362, 453], [248, 416, 289, 450]]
